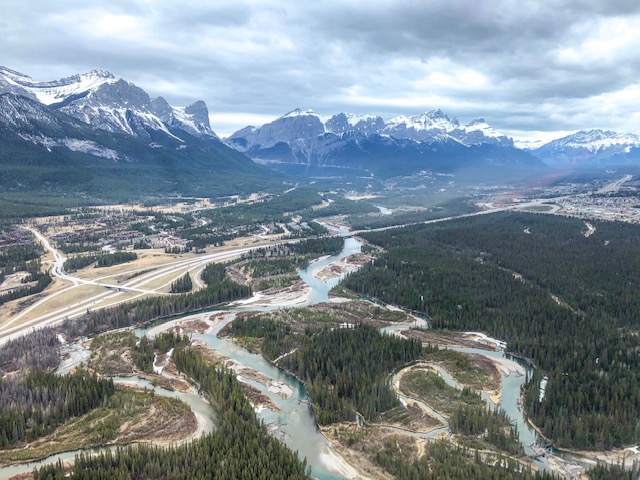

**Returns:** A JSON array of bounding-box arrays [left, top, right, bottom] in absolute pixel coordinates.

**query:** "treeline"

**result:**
[[230, 315, 296, 360], [0, 235, 50, 306], [199, 262, 227, 285], [375, 440, 554, 480], [282, 324, 422, 423], [450, 405, 522, 456], [349, 198, 476, 230], [0, 270, 51, 306], [73, 276, 250, 337], [0, 241, 43, 279], [243, 236, 344, 261], [131, 332, 190, 373], [35, 349, 309, 479], [95, 251, 137, 267], [64, 254, 99, 271], [588, 463, 640, 480], [182, 227, 248, 250], [170, 272, 193, 293], [298, 197, 378, 219], [198, 186, 323, 229], [0, 328, 60, 375], [0, 368, 114, 447], [64, 251, 137, 272], [241, 257, 309, 278], [344, 212, 640, 449]]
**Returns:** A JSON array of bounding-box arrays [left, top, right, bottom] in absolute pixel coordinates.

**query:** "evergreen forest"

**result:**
[[344, 212, 640, 449]]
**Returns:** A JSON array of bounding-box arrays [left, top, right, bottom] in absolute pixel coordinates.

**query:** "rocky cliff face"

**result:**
[[225, 107, 528, 177], [0, 66, 218, 141]]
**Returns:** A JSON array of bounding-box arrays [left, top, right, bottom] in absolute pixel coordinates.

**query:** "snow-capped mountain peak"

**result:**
[[385, 109, 460, 133], [282, 108, 320, 118], [513, 138, 547, 150], [552, 129, 640, 150], [461, 118, 507, 138], [0, 66, 219, 141], [453, 118, 513, 147], [0, 66, 117, 105], [531, 129, 640, 166]]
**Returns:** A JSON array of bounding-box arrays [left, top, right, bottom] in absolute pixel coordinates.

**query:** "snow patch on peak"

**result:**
[[283, 108, 318, 118], [462, 119, 502, 137], [386, 110, 459, 132], [513, 138, 547, 150], [0, 66, 33, 81], [552, 129, 640, 151], [344, 113, 378, 126], [1, 68, 119, 105], [467, 118, 486, 126]]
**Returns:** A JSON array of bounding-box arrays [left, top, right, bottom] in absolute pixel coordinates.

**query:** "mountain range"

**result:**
[[226, 108, 539, 179], [525, 129, 640, 167], [0, 66, 280, 205], [1, 65, 640, 205], [226, 108, 640, 176]]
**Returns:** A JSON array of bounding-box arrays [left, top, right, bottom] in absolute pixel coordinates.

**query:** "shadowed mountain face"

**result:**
[[0, 66, 218, 141], [226, 108, 542, 180], [529, 130, 640, 168], [0, 93, 281, 203]]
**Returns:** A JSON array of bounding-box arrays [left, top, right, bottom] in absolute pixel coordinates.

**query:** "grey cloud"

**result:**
[[3, 1, 640, 137]]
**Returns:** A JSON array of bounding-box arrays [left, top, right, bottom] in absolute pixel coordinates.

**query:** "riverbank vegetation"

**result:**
[[0, 388, 193, 463], [375, 440, 553, 480], [399, 367, 521, 455], [67, 264, 250, 337], [34, 348, 310, 479], [344, 212, 640, 449], [88, 331, 189, 376], [0, 369, 114, 448], [283, 324, 422, 423]]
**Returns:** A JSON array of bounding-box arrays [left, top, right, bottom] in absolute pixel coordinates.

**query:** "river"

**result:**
[[0, 233, 581, 479], [0, 236, 362, 480]]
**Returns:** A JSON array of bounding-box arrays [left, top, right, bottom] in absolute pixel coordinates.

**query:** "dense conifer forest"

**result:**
[[344, 212, 640, 449], [64, 251, 138, 272], [131, 332, 190, 373], [0, 369, 114, 447], [282, 324, 422, 423], [0, 329, 60, 374], [170, 272, 193, 293], [34, 348, 309, 480], [0, 236, 50, 306], [375, 441, 555, 480]]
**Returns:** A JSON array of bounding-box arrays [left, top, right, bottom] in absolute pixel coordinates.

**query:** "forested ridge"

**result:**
[[34, 348, 309, 479], [344, 212, 640, 449], [0, 369, 114, 447], [282, 324, 422, 423]]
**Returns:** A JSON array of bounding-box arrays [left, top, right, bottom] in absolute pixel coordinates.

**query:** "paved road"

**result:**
[[2, 207, 513, 345]]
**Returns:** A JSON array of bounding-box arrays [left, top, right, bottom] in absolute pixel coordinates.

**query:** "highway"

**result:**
[[1, 207, 512, 345], [0, 230, 262, 345]]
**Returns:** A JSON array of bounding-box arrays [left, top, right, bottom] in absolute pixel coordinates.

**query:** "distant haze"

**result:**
[[4, 1, 640, 139]]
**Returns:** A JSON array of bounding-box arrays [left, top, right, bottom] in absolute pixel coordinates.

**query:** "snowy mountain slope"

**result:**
[[452, 118, 514, 147], [0, 66, 116, 105], [225, 107, 525, 178], [531, 129, 640, 166], [0, 66, 218, 141], [226, 107, 540, 179], [228, 107, 513, 152], [0, 93, 280, 199]]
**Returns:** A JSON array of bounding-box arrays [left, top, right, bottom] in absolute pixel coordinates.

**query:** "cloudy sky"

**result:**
[[3, 1, 640, 140]]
